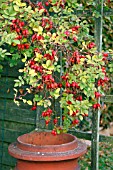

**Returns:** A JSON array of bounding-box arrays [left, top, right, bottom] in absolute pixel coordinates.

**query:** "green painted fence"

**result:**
[[0, 0, 113, 170], [0, 63, 36, 170]]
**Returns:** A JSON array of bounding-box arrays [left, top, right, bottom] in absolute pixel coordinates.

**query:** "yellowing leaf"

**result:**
[[51, 33, 56, 40], [37, 100, 43, 106], [19, 69, 24, 73], [33, 26, 43, 34], [13, 5, 20, 11], [48, 65, 54, 71], [42, 64, 47, 69], [39, 9, 45, 15], [55, 88, 60, 94], [23, 99, 27, 103], [22, 53, 27, 62], [67, 106, 73, 115], [29, 69, 36, 75], [81, 77, 86, 83], [46, 60, 51, 67], [26, 88, 31, 93], [34, 53, 43, 61], [14, 0, 26, 7], [27, 100, 32, 105], [86, 55, 91, 59], [22, 58, 26, 62]]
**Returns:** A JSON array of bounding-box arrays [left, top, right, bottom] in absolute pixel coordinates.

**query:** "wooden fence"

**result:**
[[0, 0, 113, 170]]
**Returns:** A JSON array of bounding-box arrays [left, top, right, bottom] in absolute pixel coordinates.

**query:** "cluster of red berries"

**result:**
[[17, 43, 30, 50], [61, 73, 68, 81], [95, 92, 102, 99], [42, 108, 53, 117], [36, 84, 43, 91], [46, 0, 66, 8], [64, 80, 80, 96], [72, 25, 80, 32], [64, 30, 77, 42], [42, 108, 53, 126], [97, 76, 109, 86], [93, 103, 101, 109], [66, 95, 82, 105], [29, 60, 43, 73], [76, 95, 83, 101], [51, 127, 62, 136], [53, 118, 58, 125], [102, 53, 109, 61], [11, 19, 30, 50], [71, 110, 79, 116], [42, 109, 58, 126], [32, 34, 44, 42], [42, 74, 58, 90], [37, 2, 48, 13], [70, 51, 85, 64], [51, 129, 57, 136], [42, 18, 53, 31], [65, 81, 80, 89], [101, 66, 106, 74], [44, 50, 56, 61]]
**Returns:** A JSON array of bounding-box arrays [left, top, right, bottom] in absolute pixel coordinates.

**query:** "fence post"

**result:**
[[91, 0, 103, 170]]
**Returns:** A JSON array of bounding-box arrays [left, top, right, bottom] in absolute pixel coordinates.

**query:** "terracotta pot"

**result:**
[[8, 131, 87, 170]]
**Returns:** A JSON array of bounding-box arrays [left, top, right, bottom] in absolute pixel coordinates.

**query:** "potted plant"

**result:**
[[0, 0, 110, 169]]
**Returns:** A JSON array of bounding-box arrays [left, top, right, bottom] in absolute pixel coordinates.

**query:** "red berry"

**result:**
[[29, 60, 36, 66], [22, 29, 29, 36], [73, 37, 77, 42], [95, 92, 101, 99], [45, 120, 50, 125], [66, 82, 70, 88], [103, 53, 108, 57], [15, 28, 20, 33], [47, 108, 52, 114], [87, 42, 95, 49], [51, 130, 57, 136], [72, 119, 79, 125], [31, 106, 37, 111], [93, 104, 97, 109], [17, 44, 22, 50], [19, 21, 25, 27], [58, 83, 62, 88], [67, 101, 72, 105], [53, 118, 58, 124], [24, 43, 30, 49], [45, 1, 49, 6], [16, 35, 22, 40], [64, 30, 70, 36]]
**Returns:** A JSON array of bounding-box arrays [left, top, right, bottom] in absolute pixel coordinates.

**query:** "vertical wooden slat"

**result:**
[[91, 0, 103, 170]]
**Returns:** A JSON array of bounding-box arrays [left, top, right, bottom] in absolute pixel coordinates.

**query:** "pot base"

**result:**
[[14, 159, 80, 170]]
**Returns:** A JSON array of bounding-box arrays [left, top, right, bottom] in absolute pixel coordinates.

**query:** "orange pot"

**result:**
[[8, 131, 87, 170]]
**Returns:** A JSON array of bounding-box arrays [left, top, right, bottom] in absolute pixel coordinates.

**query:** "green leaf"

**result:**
[[79, 115, 83, 121], [12, 39, 20, 44]]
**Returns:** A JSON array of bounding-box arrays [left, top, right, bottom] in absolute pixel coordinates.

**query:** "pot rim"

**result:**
[[17, 131, 78, 152]]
